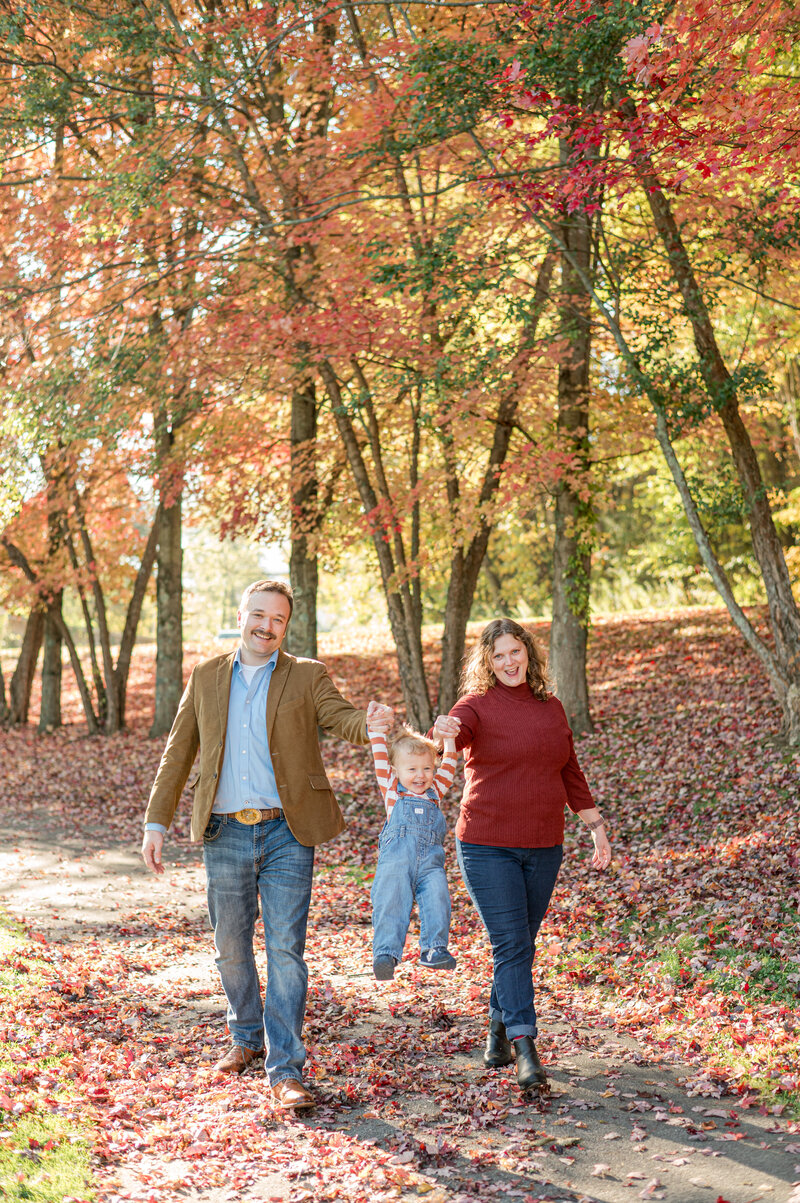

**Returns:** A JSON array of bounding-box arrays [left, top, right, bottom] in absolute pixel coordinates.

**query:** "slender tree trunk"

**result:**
[[286, 378, 318, 660], [780, 359, 800, 467], [117, 509, 160, 729], [1, 538, 99, 732], [8, 607, 44, 725], [38, 591, 63, 732], [549, 202, 593, 734], [0, 659, 7, 725], [624, 108, 800, 701], [63, 527, 106, 723], [150, 496, 184, 736]]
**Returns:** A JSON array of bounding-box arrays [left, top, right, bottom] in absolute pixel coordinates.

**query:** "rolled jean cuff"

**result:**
[[231, 1037, 265, 1052], [490, 1004, 536, 1039], [506, 1023, 537, 1040]]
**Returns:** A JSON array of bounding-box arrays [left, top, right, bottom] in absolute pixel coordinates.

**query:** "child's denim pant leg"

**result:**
[[371, 797, 451, 962]]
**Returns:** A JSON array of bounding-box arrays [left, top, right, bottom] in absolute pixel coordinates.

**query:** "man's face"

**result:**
[[237, 591, 292, 664]]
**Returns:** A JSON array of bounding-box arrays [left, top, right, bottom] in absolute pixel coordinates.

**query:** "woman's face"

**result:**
[[490, 634, 529, 687]]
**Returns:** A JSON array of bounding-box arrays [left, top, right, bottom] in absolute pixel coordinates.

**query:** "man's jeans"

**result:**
[[456, 840, 563, 1039], [203, 813, 315, 1084], [371, 795, 451, 962]]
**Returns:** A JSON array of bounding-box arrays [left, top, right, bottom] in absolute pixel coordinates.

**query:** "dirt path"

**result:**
[[3, 814, 800, 1203]]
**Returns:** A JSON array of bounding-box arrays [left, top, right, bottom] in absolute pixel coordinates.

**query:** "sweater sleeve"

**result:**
[[560, 722, 594, 813], [448, 696, 481, 752], [368, 730, 399, 819]]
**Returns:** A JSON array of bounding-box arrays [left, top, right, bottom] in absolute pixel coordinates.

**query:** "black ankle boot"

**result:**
[[483, 1017, 513, 1068], [514, 1036, 547, 1090]]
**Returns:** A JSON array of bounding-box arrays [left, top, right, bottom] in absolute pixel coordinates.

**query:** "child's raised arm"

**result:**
[[366, 723, 398, 818], [432, 718, 459, 799]]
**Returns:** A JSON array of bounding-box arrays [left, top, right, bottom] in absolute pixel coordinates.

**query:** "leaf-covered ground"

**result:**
[[1, 606, 799, 1203]]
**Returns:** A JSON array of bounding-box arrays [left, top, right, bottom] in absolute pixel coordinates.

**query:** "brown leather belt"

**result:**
[[233, 807, 282, 825]]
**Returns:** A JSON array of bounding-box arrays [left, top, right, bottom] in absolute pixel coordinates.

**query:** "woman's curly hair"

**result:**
[[460, 618, 550, 701]]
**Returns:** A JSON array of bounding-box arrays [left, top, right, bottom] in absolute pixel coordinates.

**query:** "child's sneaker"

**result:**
[[373, 955, 398, 980], [420, 947, 457, 970]]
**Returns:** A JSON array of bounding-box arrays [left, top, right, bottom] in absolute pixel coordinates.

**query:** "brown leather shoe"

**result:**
[[271, 1077, 315, 1111], [213, 1045, 264, 1074]]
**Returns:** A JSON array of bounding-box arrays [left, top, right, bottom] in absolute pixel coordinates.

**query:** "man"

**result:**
[[142, 579, 392, 1111]]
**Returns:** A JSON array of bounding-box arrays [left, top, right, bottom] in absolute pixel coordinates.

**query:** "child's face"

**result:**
[[394, 749, 436, 794]]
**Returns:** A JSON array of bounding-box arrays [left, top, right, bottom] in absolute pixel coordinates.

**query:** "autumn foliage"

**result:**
[[1, 0, 799, 741]]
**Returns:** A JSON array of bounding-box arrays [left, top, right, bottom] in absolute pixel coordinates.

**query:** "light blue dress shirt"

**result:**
[[213, 648, 281, 813], [145, 647, 281, 834]]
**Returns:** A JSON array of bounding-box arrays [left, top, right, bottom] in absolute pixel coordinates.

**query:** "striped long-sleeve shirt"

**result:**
[[368, 731, 457, 821]]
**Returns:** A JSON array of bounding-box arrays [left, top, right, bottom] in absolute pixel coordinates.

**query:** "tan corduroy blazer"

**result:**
[[144, 648, 368, 846]]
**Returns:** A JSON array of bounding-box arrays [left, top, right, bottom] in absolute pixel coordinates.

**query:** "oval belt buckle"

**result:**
[[238, 808, 261, 825]]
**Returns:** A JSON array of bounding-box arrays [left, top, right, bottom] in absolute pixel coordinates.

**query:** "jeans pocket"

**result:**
[[203, 815, 224, 843]]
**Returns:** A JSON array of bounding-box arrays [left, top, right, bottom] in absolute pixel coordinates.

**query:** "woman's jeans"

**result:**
[[203, 813, 315, 1084], [371, 796, 451, 961], [456, 840, 563, 1039]]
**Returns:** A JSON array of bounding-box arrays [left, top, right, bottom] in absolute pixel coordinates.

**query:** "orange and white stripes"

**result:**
[[368, 731, 457, 821]]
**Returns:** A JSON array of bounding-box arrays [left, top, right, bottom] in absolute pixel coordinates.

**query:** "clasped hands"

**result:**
[[366, 700, 394, 733]]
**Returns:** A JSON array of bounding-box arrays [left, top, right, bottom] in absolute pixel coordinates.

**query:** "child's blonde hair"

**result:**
[[388, 727, 439, 767]]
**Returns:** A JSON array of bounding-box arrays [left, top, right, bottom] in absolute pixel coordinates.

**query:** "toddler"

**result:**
[[368, 720, 459, 980]]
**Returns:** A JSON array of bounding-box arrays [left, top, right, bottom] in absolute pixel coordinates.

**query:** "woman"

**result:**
[[433, 618, 610, 1091]]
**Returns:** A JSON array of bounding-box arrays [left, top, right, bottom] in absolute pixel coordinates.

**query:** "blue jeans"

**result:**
[[203, 813, 315, 1084], [456, 840, 563, 1039], [371, 796, 451, 962]]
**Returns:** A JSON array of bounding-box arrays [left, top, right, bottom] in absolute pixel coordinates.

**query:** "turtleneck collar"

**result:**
[[493, 678, 535, 700]]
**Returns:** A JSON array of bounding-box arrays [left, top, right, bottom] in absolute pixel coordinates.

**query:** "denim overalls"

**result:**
[[371, 785, 451, 963]]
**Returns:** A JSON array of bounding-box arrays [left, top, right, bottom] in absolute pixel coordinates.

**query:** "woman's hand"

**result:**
[[433, 714, 461, 739], [578, 808, 611, 871], [590, 825, 611, 871]]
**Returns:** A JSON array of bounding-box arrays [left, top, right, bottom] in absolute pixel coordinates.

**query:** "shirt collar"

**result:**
[[234, 647, 279, 673]]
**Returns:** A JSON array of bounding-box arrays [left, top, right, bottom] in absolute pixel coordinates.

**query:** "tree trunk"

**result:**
[[482, 554, 507, 612], [150, 496, 184, 736], [286, 377, 319, 660], [0, 659, 7, 725], [549, 202, 593, 735], [8, 607, 44, 725], [782, 359, 800, 464], [38, 591, 63, 732]]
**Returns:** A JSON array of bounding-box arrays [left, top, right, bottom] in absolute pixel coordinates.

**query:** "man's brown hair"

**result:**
[[239, 579, 294, 616]]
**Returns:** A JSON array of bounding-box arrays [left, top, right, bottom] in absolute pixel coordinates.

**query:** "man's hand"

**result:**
[[142, 830, 165, 875], [366, 700, 394, 734], [433, 714, 461, 740]]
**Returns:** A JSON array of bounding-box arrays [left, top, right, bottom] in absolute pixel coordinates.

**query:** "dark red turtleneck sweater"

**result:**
[[450, 681, 594, 848]]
